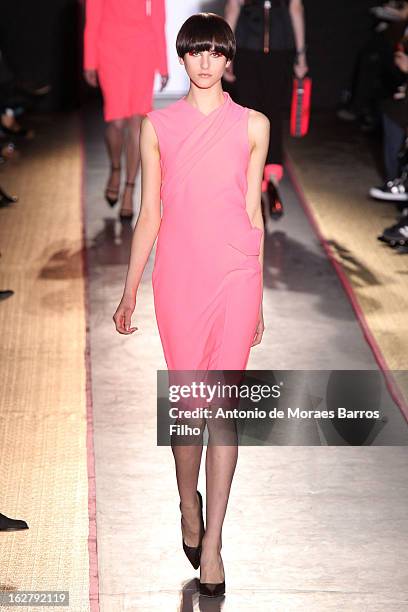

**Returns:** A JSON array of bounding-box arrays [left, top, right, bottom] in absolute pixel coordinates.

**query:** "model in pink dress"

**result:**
[[113, 13, 269, 599], [83, 0, 168, 219]]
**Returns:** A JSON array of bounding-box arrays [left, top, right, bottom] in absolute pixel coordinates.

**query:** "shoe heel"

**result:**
[[199, 580, 225, 598], [105, 193, 119, 207], [119, 181, 135, 220], [199, 530, 225, 598], [181, 490, 205, 569], [105, 165, 121, 207]]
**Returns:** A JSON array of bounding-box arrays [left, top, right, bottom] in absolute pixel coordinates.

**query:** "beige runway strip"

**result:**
[[0, 114, 94, 610]]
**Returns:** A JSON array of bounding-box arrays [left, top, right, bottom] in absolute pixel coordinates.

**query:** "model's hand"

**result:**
[[294, 54, 308, 79], [395, 51, 408, 74], [84, 69, 98, 88], [113, 294, 138, 334], [251, 308, 264, 346], [223, 62, 236, 83], [160, 74, 169, 91]]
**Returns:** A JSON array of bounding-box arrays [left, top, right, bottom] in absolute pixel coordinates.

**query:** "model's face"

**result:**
[[179, 47, 231, 88]]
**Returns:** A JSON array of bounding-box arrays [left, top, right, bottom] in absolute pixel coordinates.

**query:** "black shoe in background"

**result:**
[[0, 185, 18, 207], [0, 513, 29, 531], [370, 179, 408, 202], [266, 181, 284, 221], [0, 290, 14, 301], [378, 214, 408, 247]]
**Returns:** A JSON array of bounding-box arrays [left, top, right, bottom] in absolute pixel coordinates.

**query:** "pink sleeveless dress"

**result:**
[[147, 91, 263, 371]]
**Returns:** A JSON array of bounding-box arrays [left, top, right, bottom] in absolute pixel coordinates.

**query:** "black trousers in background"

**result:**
[[230, 48, 295, 166], [382, 113, 406, 181]]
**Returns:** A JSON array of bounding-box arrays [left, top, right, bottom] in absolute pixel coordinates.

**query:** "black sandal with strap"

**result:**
[[105, 164, 121, 207], [0, 185, 18, 207], [119, 181, 135, 221]]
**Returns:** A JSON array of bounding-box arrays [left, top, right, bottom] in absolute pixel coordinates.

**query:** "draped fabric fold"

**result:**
[[162, 104, 244, 203]]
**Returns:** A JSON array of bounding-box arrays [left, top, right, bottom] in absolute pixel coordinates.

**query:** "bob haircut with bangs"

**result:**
[[176, 13, 236, 61]]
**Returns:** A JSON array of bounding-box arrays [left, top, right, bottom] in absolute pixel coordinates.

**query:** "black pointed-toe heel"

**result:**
[[199, 550, 225, 597], [181, 490, 205, 570], [104, 165, 121, 207], [0, 186, 18, 205], [0, 512, 29, 532]]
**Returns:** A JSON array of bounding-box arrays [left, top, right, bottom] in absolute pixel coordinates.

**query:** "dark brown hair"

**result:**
[[176, 13, 236, 61]]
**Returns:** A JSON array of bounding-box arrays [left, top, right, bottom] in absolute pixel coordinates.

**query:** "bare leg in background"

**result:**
[[104, 119, 126, 198], [120, 114, 143, 216]]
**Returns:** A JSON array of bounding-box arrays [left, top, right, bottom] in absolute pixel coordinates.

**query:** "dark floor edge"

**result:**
[[285, 153, 408, 424], [79, 109, 100, 611]]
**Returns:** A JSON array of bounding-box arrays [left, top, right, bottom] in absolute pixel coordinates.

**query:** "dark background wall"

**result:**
[[0, 0, 82, 111], [207, 0, 380, 108], [302, 0, 379, 108], [0, 0, 382, 112]]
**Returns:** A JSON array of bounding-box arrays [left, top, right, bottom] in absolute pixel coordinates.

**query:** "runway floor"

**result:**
[[0, 98, 407, 611]]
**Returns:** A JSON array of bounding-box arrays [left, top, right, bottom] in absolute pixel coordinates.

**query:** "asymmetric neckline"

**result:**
[[181, 91, 230, 118]]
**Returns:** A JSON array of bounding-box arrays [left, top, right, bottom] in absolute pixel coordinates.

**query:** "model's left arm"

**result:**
[[289, 0, 308, 79], [83, 0, 105, 86], [246, 110, 270, 346], [151, 0, 168, 76]]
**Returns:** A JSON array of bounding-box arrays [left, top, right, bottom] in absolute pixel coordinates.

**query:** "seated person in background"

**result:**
[[338, 2, 407, 128], [370, 44, 408, 201], [376, 47, 408, 248], [371, 1, 408, 22]]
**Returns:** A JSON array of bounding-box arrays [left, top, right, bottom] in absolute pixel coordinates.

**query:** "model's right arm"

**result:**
[[224, 0, 243, 81], [84, 0, 104, 70], [113, 117, 162, 335], [224, 0, 244, 32]]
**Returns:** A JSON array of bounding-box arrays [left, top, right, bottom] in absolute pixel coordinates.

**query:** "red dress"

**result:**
[[84, 0, 168, 121]]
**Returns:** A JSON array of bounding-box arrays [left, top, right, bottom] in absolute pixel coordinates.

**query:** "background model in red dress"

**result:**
[[84, 0, 168, 121]]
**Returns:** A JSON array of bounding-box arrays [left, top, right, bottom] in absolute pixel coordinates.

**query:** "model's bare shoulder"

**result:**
[[248, 109, 270, 135], [141, 115, 154, 133], [141, 115, 159, 148], [248, 109, 270, 149]]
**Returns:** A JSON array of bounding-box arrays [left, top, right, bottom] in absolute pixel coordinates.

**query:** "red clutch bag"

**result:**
[[290, 77, 312, 138]]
